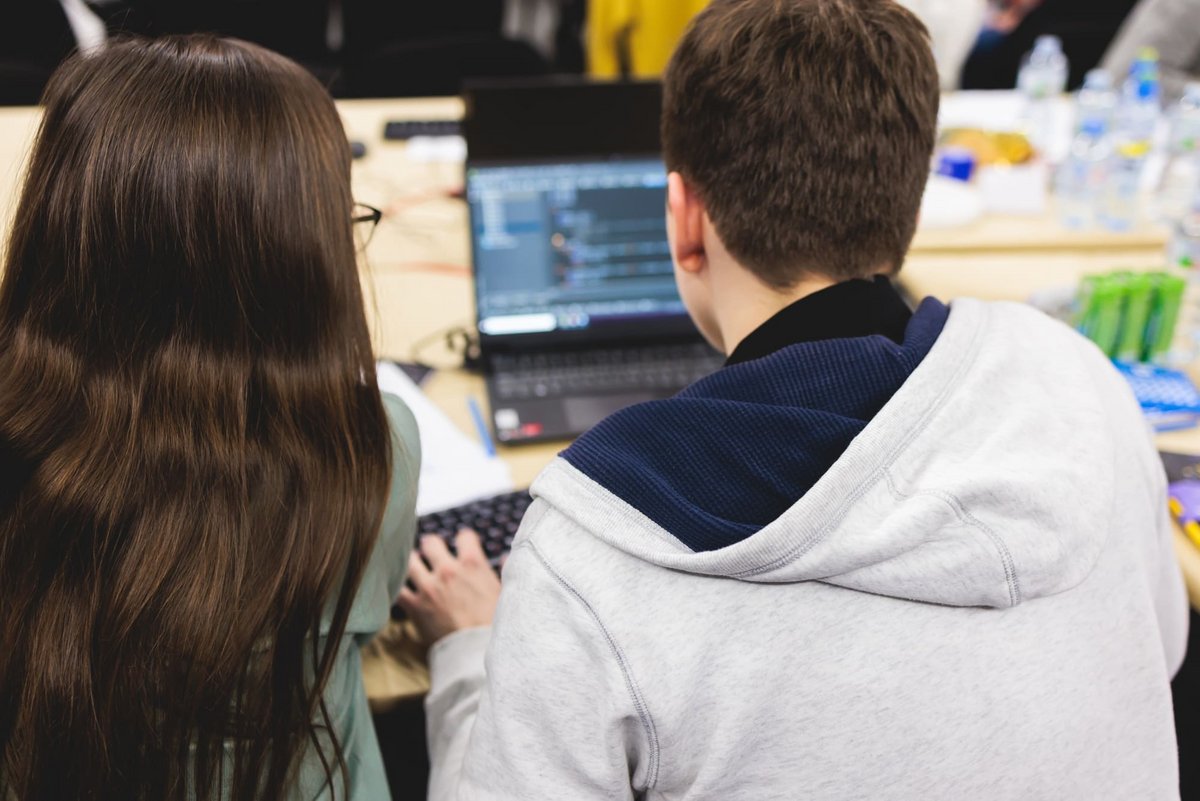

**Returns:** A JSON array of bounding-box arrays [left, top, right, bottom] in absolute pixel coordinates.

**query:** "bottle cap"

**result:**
[[1083, 69, 1112, 91], [1035, 35, 1063, 53]]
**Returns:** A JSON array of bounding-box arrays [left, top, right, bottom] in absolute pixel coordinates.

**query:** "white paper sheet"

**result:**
[[377, 362, 515, 515]]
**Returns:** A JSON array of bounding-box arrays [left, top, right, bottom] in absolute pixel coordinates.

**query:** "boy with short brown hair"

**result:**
[[405, 2, 1188, 798]]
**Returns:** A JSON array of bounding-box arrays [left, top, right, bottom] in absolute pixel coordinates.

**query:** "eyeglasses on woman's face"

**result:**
[[352, 203, 383, 249]]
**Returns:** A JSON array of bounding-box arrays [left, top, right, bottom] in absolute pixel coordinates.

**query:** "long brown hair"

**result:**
[[0, 36, 391, 800]]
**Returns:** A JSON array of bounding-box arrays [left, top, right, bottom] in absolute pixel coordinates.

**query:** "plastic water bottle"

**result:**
[[1100, 141, 1151, 230], [1057, 119, 1112, 228], [1171, 187, 1200, 270], [1156, 83, 1200, 224], [1117, 48, 1163, 146], [1074, 69, 1117, 134], [1102, 49, 1162, 230], [1057, 71, 1117, 228], [1018, 36, 1069, 155], [1166, 186, 1200, 363]]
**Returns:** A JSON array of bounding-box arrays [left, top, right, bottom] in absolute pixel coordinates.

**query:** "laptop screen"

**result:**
[[468, 157, 689, 340]]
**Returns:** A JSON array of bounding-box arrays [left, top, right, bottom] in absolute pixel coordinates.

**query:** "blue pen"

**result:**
[[467, 396, 497, 457]]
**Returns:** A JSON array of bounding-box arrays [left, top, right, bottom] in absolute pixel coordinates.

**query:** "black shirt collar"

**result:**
[[725, 275, 913, 366]]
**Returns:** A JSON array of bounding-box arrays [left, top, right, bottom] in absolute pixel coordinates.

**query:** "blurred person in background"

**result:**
[[963, 0, 1140, 89], [896, 0, 988, 88], [587, 0, 989, 87], [1102, 0, 1200, 99]]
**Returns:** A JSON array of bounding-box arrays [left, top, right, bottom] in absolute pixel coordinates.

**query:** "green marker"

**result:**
[[1146, 272, 1186, 364], [1116, 272, 1153, 363], [1088, 274, 1127, 357]]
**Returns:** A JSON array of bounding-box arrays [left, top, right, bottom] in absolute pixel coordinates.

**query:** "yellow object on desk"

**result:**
[[1188, 522, 1200, 550], [940, 128, 1035, 166], [1168, 497, 1200, 549]]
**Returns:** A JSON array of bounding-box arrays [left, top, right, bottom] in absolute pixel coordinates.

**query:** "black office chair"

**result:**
[[100, 0, 347, 91], [340, 0, 504, 55], [337, 0, 547, 98], [344, 34, 549, 98]]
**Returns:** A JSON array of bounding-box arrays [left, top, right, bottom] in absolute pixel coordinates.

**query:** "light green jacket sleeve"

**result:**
[[346, 392, 421, 644], [213, 393, 420, 801], [295, 393, 420, 801]]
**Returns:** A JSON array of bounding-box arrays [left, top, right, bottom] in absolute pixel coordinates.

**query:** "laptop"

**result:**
[[463, 80, 723, 445]]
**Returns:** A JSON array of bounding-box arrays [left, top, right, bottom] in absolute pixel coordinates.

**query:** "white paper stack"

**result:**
[[376, 362, 514, 515]]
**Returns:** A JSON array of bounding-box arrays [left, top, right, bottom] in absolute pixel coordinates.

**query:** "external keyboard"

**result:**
[[415, 490, 533, 568], [383, 120, 462, 140], [393, 491, 533, 620], [491, 343, 724, 400]]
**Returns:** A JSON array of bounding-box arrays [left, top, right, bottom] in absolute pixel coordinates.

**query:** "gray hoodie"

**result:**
[[425, 299, 1189, 800]]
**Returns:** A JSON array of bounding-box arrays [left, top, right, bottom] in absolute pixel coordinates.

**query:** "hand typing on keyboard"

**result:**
[[416, 490, 532, 567], [397, 529, 502, 644]]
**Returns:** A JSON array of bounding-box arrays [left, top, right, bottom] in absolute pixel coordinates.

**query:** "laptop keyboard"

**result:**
[[491, 343, 724, 400]]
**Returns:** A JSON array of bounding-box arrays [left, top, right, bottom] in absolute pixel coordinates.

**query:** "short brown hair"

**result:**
[[662, 0, 940, 287]]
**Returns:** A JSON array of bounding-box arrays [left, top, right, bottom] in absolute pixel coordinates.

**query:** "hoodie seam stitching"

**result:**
[[526, 536, 662, 791], [541, 465, 698, 553], [1072, 333, 1130, 562], [732, 302, 988, 578], [881, 469, 1022, 607]]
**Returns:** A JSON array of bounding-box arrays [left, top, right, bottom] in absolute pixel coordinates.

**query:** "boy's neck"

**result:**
[[713, 268, 838, 356]]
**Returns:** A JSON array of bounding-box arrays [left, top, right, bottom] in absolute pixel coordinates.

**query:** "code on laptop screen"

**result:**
[[468, 159, 687, 337]]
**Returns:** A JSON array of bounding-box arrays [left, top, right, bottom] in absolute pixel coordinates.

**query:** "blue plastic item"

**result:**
[[1114, 361, 1200, 430], [936, 148, 976, 182]]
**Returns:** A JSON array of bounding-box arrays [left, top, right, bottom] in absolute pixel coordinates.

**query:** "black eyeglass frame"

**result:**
[[352, 203, 383, 227], [352, 203, 383, 248]]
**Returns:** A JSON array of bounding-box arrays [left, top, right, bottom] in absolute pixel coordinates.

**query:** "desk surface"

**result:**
[[2, 97, 1198, 613]]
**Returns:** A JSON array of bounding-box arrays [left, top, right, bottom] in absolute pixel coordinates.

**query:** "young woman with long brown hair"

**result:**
[[0, 35, 419, 800]]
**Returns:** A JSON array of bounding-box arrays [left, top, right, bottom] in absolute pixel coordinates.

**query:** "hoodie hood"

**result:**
[[563, 298, 949, 552], [535, 299, 1126, 609]]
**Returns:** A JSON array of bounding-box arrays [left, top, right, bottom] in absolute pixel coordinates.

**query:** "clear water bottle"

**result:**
[[1171, 187, 1200, 270], [1101, 141, 1151, 230], [1116, 47, 1162, 147], [1018, 35, 1069, 155], [1102, 49, 1162, 230], [1074, 69, 1117, 133], [1057, 118, 1112, 228], [1058, 70, 1117, 228], [1156, 82, 1200, 224], [1167, 187, 1200, 363]]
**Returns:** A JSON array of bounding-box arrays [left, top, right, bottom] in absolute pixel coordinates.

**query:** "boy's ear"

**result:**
[[667, 172, 706, 275]]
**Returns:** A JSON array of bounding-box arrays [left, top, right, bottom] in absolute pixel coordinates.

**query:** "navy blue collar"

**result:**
[[726, 275, 912, 366], [562, 297, 950, 552]]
